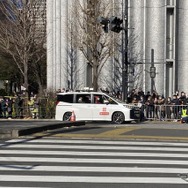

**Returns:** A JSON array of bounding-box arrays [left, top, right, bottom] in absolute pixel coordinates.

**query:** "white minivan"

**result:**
[[55, 92, 140, 124]]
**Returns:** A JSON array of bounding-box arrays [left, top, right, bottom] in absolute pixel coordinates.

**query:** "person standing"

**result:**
[[28, 95, 39, 119], [0, 98, 3, 118], [165, 97, 172, 120], [179, 91, 187, 105], [28, 97, 35, 118], [145, 96, 154, 120], [14, 95, 23, 118], [158, 95, 165, 120], [1, 97, 7, 118], [7, 98, 13, 119], [153, 96, 159, 119], [33, 95, 39, 119], [180, 106, 188, 123], [171, 94, 180, 120]]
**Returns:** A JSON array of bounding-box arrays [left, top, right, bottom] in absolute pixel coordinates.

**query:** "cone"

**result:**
[[70, 111, 76, 122]]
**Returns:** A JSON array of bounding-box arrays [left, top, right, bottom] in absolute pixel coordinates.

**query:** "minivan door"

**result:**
[[91, 94, 110, 121], [74, 94, 93, 121]]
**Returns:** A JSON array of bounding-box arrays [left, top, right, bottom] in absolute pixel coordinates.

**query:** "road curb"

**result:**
[[0, 121, 85, 139]]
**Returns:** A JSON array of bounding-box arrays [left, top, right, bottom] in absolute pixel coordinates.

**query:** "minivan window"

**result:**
[[57, 94, 73, 103], [93, 94, 117, 104], [93, 94, 104, 104], [76, 94, 91, 103]]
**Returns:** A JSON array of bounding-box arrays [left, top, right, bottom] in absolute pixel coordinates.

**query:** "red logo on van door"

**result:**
[[99, 107, 109, 115]]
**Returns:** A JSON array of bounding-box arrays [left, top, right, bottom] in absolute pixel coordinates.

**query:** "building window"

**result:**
[[167, 0, 174, 6]]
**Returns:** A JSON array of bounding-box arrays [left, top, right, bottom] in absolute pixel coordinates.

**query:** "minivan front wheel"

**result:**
[[63, 112, 72, 121], [112, 111, 125, 124]]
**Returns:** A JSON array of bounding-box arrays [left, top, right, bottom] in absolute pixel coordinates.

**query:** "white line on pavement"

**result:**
[[0, 175, 186, 184], [0, 165, 188, 174]]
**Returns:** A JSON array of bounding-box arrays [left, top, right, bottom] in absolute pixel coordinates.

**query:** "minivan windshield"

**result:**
[[105, 94, 124, 104]]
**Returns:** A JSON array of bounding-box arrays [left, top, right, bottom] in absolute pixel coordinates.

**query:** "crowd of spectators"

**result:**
[[0, 95, 23, 119], [56, 87, 188, 121], [127, 88, 188, 121], [0, 93, 39, 119]]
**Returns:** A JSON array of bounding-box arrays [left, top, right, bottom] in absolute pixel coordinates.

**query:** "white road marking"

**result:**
[[6, 139, 188, 147], [2, 144, 188, 152], [0, 175, 187, 184], [1, 139, 188, 185], [1, 149, 188, 158], [0, 165, 188, 174], [0, 156, 188, 165]]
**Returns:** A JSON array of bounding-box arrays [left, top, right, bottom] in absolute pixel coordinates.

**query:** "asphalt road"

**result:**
[[29, 120, 188, 142], [1, 120, 188, 187], [1, 119, 188, 141]]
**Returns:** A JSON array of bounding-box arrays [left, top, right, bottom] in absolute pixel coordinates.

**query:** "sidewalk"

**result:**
[[0, 119, 85, 139]]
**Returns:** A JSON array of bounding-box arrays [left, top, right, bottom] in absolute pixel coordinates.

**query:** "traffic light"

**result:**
[[98, 17, 109, 33], [109, 16, 123, 33]]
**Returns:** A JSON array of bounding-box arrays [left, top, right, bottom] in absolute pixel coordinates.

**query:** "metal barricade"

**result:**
[[0, 96, 56, 119], [142, 104, 187, 122], [127, 103, 187, 122]]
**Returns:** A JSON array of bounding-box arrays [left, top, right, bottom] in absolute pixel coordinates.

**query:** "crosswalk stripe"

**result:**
[[0, 175, 186, 184], [6, 139, 188, 146], [3, 143, 188, 152], [0, 165, 188, 174], [1, 138, 188, 186], [1, 149, 188, 158], [0, 156, 188, 165]]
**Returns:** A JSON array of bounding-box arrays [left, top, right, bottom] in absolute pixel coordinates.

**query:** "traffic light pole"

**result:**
[[98, 1, 128, 102], [122, 0, 128, 102]]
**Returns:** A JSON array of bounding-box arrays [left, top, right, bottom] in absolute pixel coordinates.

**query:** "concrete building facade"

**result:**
[[47, 0, 188, 97]]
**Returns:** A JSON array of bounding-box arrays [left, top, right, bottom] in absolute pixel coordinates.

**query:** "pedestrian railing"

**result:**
[[1, 95, 186, 121], [0, 97, 56, 119], [131, 104, 187, 122]]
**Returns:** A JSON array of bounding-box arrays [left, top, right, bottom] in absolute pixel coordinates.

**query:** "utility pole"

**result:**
[[122, 0, 128, 102]]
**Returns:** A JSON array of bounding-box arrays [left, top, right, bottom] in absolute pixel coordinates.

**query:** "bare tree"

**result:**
[[70, 0, 144, 96], [127, 31, 144, 91], [66, 19, 85, 91], [102, 21, 144, 96], [0, 0, 46, 96], [71, 0, 117, 91]]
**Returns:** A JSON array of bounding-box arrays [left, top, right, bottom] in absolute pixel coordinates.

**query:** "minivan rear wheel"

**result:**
[[112, 111, 125, 124], [63, 112, 72, 121]]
